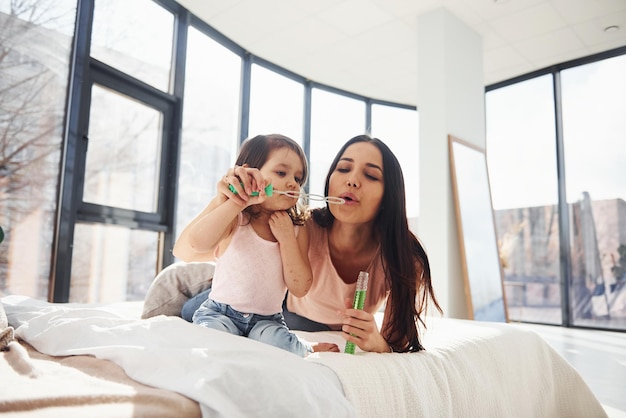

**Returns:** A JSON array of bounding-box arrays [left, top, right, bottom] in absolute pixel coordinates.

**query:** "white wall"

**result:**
[[416, 8, 485, 319]]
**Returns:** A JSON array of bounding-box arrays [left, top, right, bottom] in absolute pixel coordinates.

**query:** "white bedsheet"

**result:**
[[3, 295, 354, 418], [301, 318, 608, 418]]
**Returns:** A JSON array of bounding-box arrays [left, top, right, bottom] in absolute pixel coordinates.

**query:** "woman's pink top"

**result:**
[[286, 219, 389, 330]]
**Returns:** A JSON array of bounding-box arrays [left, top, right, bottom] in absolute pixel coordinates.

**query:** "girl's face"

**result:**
[[259, 147, 304, 210], [328, 142, 384, 225]]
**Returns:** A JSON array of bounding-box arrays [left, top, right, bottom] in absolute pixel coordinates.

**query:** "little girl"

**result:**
[[174, 134, 338, 356]]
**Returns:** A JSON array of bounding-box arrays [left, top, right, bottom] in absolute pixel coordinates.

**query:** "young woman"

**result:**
[[177, 134, 441, 353], [174, 134, 338, 357]]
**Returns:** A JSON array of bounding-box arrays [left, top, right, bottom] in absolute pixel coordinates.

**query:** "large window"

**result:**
[[371, 104, 420, 232], [486, 51, 626, 331], [486, 75, 560, 325], [71, 224, 158, 302], [561, 55, 626, 330], [70, 77, 173, 303], [59, 0, 178, 303], [249, 64, 304, 144], [176, 26, 242, 243], [91, 0, 174, 92], [0, 0, 76, 299], [309, 88, 366, 207], [83, 85, 163, 212]]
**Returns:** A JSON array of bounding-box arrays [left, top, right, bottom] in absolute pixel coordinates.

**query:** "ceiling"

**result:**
[[175, 0, 626, 106]]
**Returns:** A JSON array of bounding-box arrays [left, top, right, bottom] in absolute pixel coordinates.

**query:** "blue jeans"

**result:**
[[182, 288, 212, 322], [192, 298, 312, 357], [182, 287, 332, 332]]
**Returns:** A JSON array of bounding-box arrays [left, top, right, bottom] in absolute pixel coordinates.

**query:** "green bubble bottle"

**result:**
[[344, 271, 369, 354]]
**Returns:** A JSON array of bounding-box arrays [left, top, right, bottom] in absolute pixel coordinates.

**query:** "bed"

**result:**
[[0, 265, 609, 418]]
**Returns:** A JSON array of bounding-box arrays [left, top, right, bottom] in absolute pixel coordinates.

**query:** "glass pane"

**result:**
[[371, 104, 420, 231], [70, 223, 158, 303], [562, 55, 626, 331], [249, 64, 304, 144], [91, 0, 174, 92], [0, 1, 76, 299], [310, 88, 365, 208], [486, 75, 561, 325], [176, 27, 242, 243], [84, 84, 162, 213]]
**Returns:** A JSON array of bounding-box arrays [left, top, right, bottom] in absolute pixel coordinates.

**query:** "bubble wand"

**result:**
[[229, 183, 345, 204]]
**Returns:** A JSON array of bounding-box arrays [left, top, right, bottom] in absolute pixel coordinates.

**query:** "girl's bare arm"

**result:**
[[173, 196, 241, 261], [174, 169, 267, 261], [269, 212, 313, 297]]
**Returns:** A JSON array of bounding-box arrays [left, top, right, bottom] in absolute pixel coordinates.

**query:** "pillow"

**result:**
[[141, 261, 215, 319], [1, 298, 15, 350]]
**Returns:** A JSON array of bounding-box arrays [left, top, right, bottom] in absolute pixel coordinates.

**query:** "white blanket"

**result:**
[[3, 296, 607, 418], [3, 296, 354, 418], [302, 319, 608, 418]]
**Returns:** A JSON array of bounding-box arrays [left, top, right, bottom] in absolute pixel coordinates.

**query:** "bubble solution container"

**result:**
[[344, 271, 369, 354]]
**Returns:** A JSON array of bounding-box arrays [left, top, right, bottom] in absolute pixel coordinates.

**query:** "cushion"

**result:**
[[1, 298, 15, 350], [141, 261, 215, 319]]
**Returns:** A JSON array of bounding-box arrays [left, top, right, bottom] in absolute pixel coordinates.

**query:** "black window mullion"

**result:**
[[160, 7, 189, 269], [52, 0, 95, 303], [553, 70, 573, 327], [90, 59, 176, 111], [239, 53, 252, 144], [303, 81, 312, 195]]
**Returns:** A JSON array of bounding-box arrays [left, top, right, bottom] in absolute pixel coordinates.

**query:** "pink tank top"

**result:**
[[210, 213, 289, 315], [286, 219, 389, 330]]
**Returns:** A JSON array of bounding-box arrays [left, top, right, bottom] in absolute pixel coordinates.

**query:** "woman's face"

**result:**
[[328, 142, 384, 225]]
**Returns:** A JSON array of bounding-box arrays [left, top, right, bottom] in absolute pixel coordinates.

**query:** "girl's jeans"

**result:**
[[192, 298, 312, 357], [182, 287, 332, 332]]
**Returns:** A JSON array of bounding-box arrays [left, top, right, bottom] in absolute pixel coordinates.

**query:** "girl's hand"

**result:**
[[219, 165, 269, 207], [268, 211, 294, 243], [340, 299, 391, 353]]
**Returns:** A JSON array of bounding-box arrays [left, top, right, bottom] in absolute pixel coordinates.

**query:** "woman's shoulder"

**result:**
[[304, 217, 329, 254], [305, 216, 323, 233]]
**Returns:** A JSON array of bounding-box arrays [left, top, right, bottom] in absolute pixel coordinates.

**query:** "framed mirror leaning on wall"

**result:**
[[449, 135, 508, 322]]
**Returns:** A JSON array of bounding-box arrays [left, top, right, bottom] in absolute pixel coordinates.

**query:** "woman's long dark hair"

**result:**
[[236, 134, 309, 225], [312, 134, 442, 352]]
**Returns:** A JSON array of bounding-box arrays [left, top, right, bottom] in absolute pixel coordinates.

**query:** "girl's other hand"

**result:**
[[268, 211, 294, 242], [311, 342, 340, 353]]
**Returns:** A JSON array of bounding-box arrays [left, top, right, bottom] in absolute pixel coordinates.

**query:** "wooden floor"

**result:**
[[515, 322, 626, 418]]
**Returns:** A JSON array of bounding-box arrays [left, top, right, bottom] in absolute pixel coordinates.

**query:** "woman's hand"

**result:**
[[219, 164, 269, 207], [340, 299, 392, 353]]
